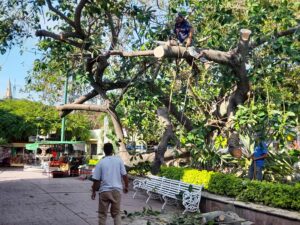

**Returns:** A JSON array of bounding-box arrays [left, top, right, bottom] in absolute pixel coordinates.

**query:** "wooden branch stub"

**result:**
[[56, 103, 109, 112], [109, 50, 154, 57], [240, 29, 252, 41], [153, 45, 190, 58]]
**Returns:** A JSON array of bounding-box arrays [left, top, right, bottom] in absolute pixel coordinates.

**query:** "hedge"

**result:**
[[159, 166, 300, 211]]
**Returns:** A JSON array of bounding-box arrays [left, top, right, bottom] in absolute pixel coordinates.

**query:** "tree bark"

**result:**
[[151, 107, 178, 174], [56, 103, 109, 112], [107, 106, 131, 164]]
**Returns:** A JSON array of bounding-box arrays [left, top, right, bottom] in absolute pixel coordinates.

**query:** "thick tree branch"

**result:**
[[56, 103, 109, 112], [226, 29, 251, 119], [151, 107, 177, 174], [201, 49, 233, 65], [108, 50, 155, 57], [59, 31, 83, 40], [35, 30, 85, 49], [59, 89, 99, 118], [46, 0, 75, 28], [74, 0, 88, 38], [106, 12, 118, 50]]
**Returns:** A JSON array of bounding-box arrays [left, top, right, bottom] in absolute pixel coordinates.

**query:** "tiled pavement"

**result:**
[[0, 167, 179, 225]]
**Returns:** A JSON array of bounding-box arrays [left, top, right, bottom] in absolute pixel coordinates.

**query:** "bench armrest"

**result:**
[[182, 191, 202, 213]]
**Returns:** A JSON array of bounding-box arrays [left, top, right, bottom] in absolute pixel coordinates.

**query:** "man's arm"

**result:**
[[186, 27, 194, 47], [122, 174, 129, 193], [254, 153, 268, 161], [91, 180, 100, 200]]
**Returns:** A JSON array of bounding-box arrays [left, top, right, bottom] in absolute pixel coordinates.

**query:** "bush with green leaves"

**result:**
[[159, 166, 185, 181], [238, 181, 300, 210], [159, 166, 300, 211], [208, 173, 246, 197]]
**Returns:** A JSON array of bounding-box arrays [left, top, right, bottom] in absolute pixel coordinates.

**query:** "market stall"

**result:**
[[25, 141, 86, 177]]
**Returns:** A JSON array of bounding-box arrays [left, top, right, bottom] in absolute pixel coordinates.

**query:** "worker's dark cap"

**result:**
[[177, 13, 184, 18]]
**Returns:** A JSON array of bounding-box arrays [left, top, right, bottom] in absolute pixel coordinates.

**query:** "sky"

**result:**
[[0, 38, 41, 101]]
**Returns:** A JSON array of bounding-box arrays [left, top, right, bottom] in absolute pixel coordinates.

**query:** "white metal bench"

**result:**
[[133, 175, 203, 214]]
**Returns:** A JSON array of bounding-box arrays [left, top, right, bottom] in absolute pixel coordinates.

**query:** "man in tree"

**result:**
[[248, 133, 268, 181], [91, 143, 129, 225], [174, 13, 207, 63]]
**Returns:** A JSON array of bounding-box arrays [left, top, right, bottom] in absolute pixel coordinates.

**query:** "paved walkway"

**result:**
[[0, 167, 180, 225]]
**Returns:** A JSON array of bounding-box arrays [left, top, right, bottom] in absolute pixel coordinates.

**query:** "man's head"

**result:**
[[254, 132, 264, 141], [175, 13, 185, 24], [103, 143, 113, 156]]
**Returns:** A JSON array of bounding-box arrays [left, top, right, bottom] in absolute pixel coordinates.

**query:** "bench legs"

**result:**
[[132, 190, 138, 199], [146, 191, 152, 204], [162, 196, 168, 210]]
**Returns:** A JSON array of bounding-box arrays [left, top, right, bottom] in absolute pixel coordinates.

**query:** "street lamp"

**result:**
[[36, 117, 42, 142]]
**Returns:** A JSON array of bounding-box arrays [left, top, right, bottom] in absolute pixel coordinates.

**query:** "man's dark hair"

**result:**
[[103, 143, 113, 155], [177, 12, 184, 18]]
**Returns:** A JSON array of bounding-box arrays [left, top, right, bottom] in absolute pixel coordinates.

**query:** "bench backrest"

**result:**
[[144, 175, 165, 193], [147, 175, 203, 199]]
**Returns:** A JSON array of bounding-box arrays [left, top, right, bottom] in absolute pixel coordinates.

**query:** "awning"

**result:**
[[25, 141, 86, 151]]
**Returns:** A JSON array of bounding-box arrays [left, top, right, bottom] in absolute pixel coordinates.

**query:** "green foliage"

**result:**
[[182, 169, 215, 190], [127, 161, 152, 176], [238, 181, 300, 210], [167, 212, 203, 225], [159, 166, 300, 210], [208, 173, 245, 197], [159, 166, 185, 181], [0, 137, 8, 145], [264, 149, 296, 181], [191, 143, 234, 171], [122, 207, 160, 219], [119, 83, 163, 144], [0, 99, 92, 142], [88, 159, 99, 166], [1, 1, 299, 181]]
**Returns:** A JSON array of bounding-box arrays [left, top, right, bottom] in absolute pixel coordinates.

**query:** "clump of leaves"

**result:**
[[122, 207, 160, 219], [167, 212, 203, 225], [127, 161, 151, 176]]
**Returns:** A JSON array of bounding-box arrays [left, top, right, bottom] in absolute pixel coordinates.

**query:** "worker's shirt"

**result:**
[[253, 142, 268, 167], [174, 20, 192, 43], [92, 155, 127, 193]]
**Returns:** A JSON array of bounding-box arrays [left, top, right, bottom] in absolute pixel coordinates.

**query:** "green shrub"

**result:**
[[181, 169, 214, 189], [88, 159, 99, 166], [208, 173, 245, 197], [159, 166, 300, 211], [160, 167, 214, 189], [159, 166, 184, 180], [238, 181, 300, 210]]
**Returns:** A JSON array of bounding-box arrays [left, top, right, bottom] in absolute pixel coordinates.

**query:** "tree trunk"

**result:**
[[107, 107, 131, 164], [151, 107, 177, 174]]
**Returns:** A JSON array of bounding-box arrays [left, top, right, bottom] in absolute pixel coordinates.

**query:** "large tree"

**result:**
[[1, 0, 299, 169]]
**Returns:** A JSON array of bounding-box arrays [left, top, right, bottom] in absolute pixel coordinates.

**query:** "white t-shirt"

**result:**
[[92, 155, 127, 193]]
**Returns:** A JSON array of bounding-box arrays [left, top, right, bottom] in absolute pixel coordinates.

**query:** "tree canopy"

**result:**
[[0, 99, 92, 143], [0, 0, 299, 168]]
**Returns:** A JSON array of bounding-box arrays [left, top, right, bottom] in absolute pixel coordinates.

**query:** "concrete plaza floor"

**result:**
[[0, 167, 179, 225]]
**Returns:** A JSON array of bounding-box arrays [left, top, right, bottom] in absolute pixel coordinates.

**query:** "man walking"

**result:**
[[91, 143, 129, 225]]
